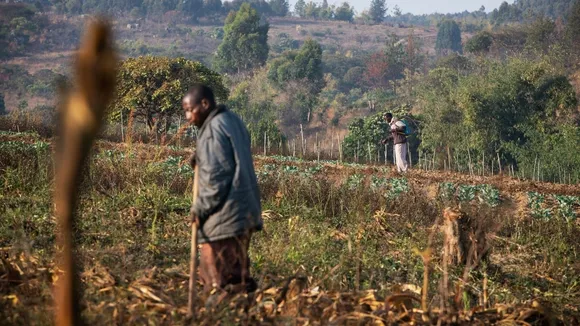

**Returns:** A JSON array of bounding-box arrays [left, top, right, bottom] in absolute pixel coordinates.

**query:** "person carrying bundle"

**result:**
[[381, 112, 410, 173], [182, 85, 262, 300]]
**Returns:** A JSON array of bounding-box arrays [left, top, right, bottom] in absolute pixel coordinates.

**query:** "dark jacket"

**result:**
[[192, 105, 262, 244], [388, 119, 407, 145]]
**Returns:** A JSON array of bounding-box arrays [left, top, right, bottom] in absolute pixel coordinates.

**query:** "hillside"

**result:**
[[513, 0, 575, 18], [1, 14, 442, 139]]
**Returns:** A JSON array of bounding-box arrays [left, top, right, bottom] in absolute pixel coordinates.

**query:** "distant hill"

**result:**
[[515, 0, 575, 18], [492, 0, 576, 22]]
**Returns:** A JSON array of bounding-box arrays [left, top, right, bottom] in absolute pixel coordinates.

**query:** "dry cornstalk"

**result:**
[[54, 20, 117, 326]]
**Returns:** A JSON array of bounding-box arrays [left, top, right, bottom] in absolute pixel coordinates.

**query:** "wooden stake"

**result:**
[[482, 152, 485, 176], [188, 166, 200, 319], [120, 110, 124, 143], [384, 144, 387, 165], [468, 148, 473, 176], [331, 134, 335, 160], [263, 132, 267, 156], [300, 124, 305, 157]]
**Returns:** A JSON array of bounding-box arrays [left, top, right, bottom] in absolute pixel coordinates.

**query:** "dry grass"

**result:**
[[1, 132, 579, 324]]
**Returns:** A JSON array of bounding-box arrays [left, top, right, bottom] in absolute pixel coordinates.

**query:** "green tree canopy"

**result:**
[[303, 1, 320, 18], [214, 3, 269, 73], [269, 0, 289, 16], [418, 57, 577, 179], [179, 0, 205, 18], [268, 39, 324, 122], [334, 2, 354, 22], [369, 0, 387, 24], [465, 31, 493, 54], [268, 39, 324, 93], [294, 0, 306, 17], [436, 20, 463, 55], [566, 0, 580, 54], [110, 56, 228, 132]]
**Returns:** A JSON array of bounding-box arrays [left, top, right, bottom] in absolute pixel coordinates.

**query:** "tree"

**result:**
[[269, 0, 289, 16], [465, 31, 493, 54], [0, 93, 6, 115], [369, 0, 387, 24], [525, 16, 556, 53], [334, 2, 354, 22], [178, 0, 205, 21], [214, 3, 269, 73], [319, 0, 333, 20], [294, 0, 306, 17], [363, 33, 408, 91], [268, 39, 324, 92], [392, 5, 402, 17], [204, 0, 223, 16], [304, 1, 320, 18], [436, 20, 463, 55], [363, 52, 390, 90], [490, 1, 522, 25], [566, 0, 580, 54], [110, 56, 228, 132], [343, 66, 365, 88], [268, 39, 324, 122]]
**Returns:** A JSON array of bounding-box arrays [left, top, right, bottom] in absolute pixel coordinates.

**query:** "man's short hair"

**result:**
[[384, 112, 393, 119], [185, 84, 216, 107]]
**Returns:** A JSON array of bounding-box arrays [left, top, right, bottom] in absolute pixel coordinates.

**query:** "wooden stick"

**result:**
[[384, 144, 387, 165], [468, 148, 473, 176], [300, 124, 305, 157], [188, 166, 200, 319]]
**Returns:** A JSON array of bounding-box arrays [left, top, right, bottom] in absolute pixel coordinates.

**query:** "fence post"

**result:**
[[468, 148, 473, 176], [482, 152, 485, 176], [384, 144, 387, 165], [339, 137, 343, 163], [300, 124, 305, 158], [418, 150, 421, 170], [317, 138, 320, 162], [331, 135, 334, 160], [120, 110, 125, 143]]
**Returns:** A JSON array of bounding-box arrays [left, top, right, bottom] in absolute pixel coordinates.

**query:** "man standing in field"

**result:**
[[382, 112, 409, 173], [183, 85, 262, 297]]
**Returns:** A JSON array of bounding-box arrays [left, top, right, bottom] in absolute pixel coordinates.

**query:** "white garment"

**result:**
[[391, 120, 406, 130], [394, 143, 408, 173]]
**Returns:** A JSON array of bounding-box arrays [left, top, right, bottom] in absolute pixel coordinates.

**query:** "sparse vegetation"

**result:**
[[2, 0, 580, 323], [1, 131, 579, 323]]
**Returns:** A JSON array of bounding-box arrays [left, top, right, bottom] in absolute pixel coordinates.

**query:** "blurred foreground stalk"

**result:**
[[54, 20, 117, 326]]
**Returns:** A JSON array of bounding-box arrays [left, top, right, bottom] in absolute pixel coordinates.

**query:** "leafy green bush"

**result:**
[[457, 185, 477, 202], [346, 174, 364, 190], [553, 195, 579, 222], [387, 178, 409, 199], [477, 184, 501, 207], [528, 192, 552, 220], [438, 182, 456, 200]]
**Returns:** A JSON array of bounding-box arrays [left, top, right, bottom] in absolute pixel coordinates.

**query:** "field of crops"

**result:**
[[1, 131, 579, 324]]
